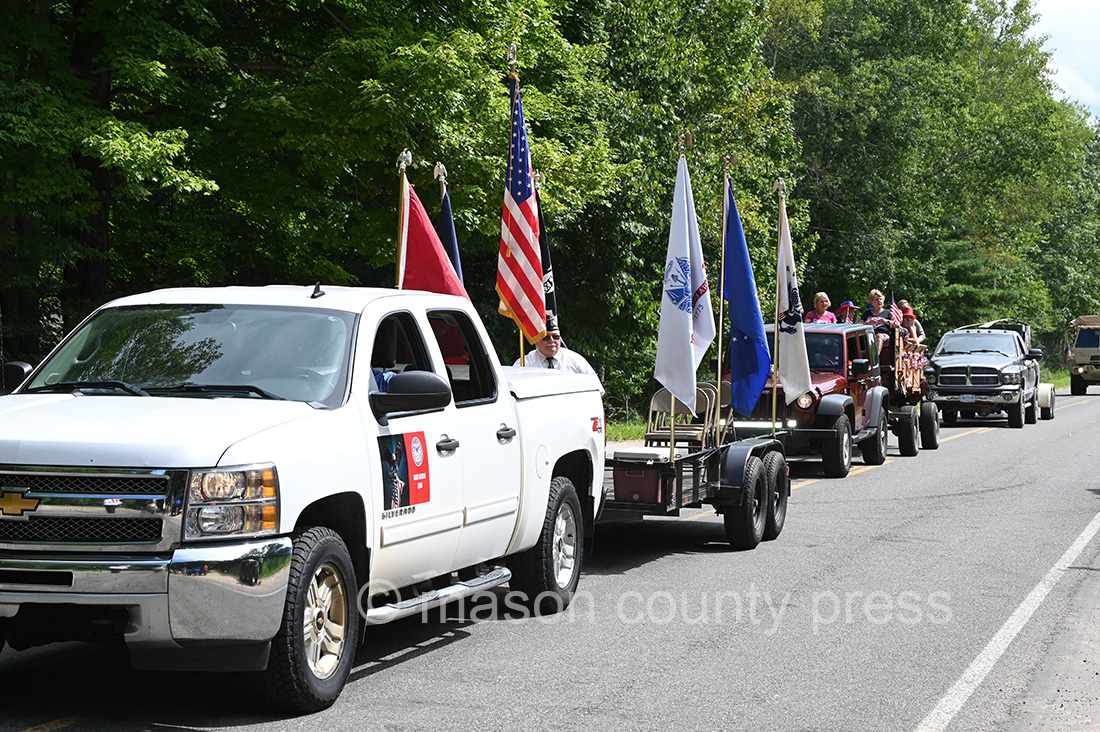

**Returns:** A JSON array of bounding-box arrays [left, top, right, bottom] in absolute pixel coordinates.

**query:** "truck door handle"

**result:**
[[436, 437, 460, 452], [496, 426, 517, 441]]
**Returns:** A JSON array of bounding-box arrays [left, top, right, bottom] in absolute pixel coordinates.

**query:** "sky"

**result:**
[[1030, 0, 1100, 118]]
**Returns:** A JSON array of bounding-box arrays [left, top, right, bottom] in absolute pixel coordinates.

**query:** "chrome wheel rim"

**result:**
[[552, 502, 578, 589], [302, 561, 349, 680], [841, 428, 852, 469]]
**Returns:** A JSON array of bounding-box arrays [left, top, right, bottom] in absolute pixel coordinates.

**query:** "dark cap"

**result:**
[[545, 314, 560, 332]]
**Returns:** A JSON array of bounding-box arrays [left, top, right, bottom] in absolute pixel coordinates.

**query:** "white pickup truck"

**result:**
[[0, 285, 605, 711]]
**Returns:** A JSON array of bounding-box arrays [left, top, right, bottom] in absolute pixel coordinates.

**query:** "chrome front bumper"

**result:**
[[927, 387, 1021, 406], [0, 536, 292, 646]]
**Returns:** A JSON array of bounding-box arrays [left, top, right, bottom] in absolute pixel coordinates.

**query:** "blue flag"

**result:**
[[435, 185, 463, 283], [722, 176, 770, 416]]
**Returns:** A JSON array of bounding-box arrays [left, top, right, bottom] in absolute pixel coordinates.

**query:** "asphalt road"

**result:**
[[2, 391, 1099, 731]]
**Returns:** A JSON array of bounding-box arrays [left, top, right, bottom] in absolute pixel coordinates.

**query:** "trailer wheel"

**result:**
[[860, 406, 888, 465], [724, 456, 766, 550], [507, 476, 583, 614], [762, 451, 788, 541], [897, 406, 919, 457], [821, 414, 852, 478], [919, 401, 940, 449], [1039, 384, 1056, 420], [262, 526, 358, 713]]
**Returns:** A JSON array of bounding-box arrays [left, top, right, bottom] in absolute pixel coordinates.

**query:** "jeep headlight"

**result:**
[[185, 464, 278, 540], [796, 392, 814, 409], [1001, 372, 1021, 385]]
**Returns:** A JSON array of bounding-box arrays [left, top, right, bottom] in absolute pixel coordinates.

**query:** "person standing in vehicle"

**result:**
[[515, 316, 602, 388], [805, 292, 837, 324]]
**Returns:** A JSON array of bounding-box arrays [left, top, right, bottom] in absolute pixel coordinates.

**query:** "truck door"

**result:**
[[847, 333, 868, 428], [365, 310, 465, 590], [426, 310, 521, 568]]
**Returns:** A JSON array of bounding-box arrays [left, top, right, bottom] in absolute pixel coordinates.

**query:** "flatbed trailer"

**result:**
[[601, 435, 787, 550]]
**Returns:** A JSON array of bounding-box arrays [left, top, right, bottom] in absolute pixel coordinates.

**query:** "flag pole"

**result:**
[[770, 179, 785, 438], [395, 149, 412, 289], [715, 158, 731, 448]]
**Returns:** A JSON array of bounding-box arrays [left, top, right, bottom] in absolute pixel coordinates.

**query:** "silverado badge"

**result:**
[[0, 490, 40, 519]]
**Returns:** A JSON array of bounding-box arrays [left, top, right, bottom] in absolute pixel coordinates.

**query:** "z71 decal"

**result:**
[[379, 432, 431, 513]]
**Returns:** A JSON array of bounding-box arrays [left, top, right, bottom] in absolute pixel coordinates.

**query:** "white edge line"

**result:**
[[914, 509, 1100, 732]]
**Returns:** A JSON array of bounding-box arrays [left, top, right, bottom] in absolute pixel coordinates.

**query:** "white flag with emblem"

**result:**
[[775, 188, 811, 403], [654, 155, 715, 415]]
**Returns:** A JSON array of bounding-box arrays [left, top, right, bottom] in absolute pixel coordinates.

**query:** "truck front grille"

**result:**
[[0, 516, 162, 543], [0, 472, 168, 496], [939, 366, 999, 386]]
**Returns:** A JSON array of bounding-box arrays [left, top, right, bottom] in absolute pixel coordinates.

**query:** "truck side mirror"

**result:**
[[2, 362, 33, 395], [850, 359, 871, 377], [369, 370, 452, 424], [1026, 348, 1043, 360]]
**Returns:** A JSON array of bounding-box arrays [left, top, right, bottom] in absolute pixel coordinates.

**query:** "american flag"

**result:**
[[496, 73, 545, 342], [890, 297, 903, 327]]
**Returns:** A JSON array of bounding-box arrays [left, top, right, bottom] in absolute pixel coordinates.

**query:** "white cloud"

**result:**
[[1030, 0, 1100, 117]]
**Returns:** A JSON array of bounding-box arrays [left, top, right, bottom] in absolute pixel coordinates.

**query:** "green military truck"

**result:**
[[1069, 315, 1100, 396]]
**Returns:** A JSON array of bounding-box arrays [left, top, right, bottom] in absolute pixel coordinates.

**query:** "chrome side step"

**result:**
[[364, 566, 512, 625]]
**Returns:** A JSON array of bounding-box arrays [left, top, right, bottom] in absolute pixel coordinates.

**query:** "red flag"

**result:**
[[398, 176, 469, 301], [496, 73, 545, 343], [889, 297, 903, 327]]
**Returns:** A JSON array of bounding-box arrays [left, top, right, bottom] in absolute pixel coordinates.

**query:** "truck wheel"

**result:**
[[1040, 385, 1056, 420], [507, 476, 583, 615], [897, 406, 919, 457], [762, 451, 788, 541], [860, 406, 888, 465], [919, 402, 940, 449], [724, 456, 767, 550], [1024, 398, 1037, 424], [821, 414, 852, 478], [942, 409, 957, 425], [1007, 398, 1024, 428], [1071, 374, 1086, 396], [262, 527, 358, 713]]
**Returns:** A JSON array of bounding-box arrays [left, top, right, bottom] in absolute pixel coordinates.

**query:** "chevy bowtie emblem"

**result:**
[[0, 491, 40, 518]]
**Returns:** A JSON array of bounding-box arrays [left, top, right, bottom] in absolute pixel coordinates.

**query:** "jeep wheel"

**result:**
[[860, 406, 888, 465], [1007, 398, 1024, 428], [507, 475, 583, 614], [1024, 397, 1037, 424], [821, 414, 852, 478], [724, 456, 767, 550], [897, 406, 919, 457], [762, 451, 788, 541], [262, 527, 358, 713], [919, 401, 941, 449], [1071, 374, 1086, 396], [942, 409, 957, 425]]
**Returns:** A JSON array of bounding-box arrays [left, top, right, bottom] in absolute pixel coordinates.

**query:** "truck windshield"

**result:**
[[1075, 329, 1100, 349], [935, 332, 1018, 357], [25, 304, 356, 407]]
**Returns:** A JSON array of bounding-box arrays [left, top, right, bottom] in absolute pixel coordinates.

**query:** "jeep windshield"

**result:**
[[23, 304, 356, 408], [934, 332, 1018, 358]]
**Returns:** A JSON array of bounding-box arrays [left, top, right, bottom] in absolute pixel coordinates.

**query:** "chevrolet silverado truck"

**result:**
[[0, 285, 606, 712]]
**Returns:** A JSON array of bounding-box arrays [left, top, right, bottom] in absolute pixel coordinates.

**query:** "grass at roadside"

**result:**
[[607, 419, 645, 442]]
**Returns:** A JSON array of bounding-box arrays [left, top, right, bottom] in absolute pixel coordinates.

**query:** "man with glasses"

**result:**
[[514, 315, 600, 383]]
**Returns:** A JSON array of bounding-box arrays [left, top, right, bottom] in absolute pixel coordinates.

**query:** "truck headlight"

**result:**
[[185, 464, 278, 540], [1001, 372, 1021, 385], [926, 371, 937, 385]]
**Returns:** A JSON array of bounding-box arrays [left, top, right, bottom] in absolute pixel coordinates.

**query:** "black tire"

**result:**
[[919, 401, 940, 449], [1007, 398, 1024, 428], [942, 409, 957, 425], [897, 406, 919, 457], [724, 456, 767, 550], [860, 406, 888, 465], [1071, 374, 1086, 396], [507, 476, 583, 615], [262, 527, 359, 713], [1040, 389, 1055, 420], [762, 451, 789, 541], [1024, 397, 1037, 424], [821, 414, 852, 478]]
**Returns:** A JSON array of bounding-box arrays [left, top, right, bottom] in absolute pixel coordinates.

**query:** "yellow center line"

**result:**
[[940, 426, 995, 442], [17, 716, 87, 732], [1058, 395, 1100, 410]]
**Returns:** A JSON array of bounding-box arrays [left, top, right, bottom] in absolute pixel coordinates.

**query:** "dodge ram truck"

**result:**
[[0, 285, 606, 712]]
